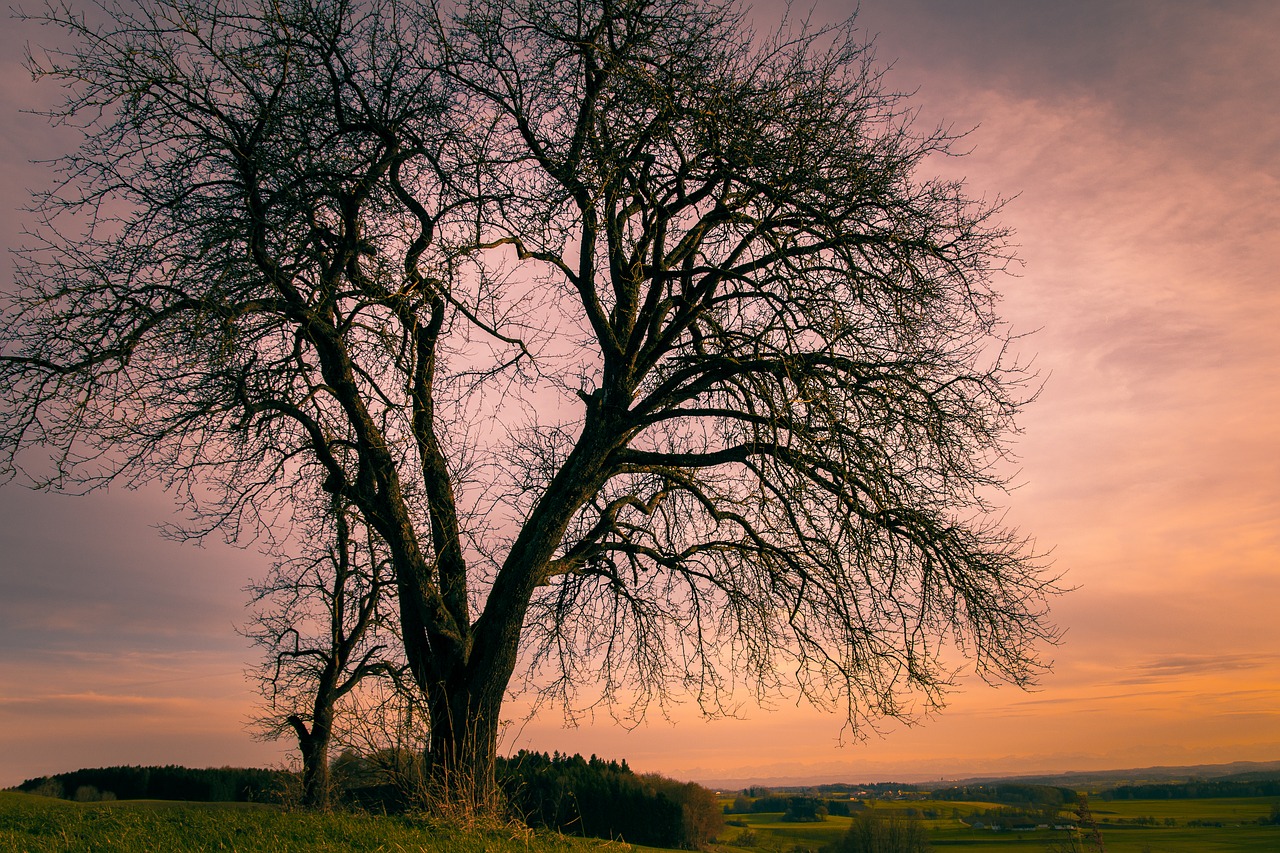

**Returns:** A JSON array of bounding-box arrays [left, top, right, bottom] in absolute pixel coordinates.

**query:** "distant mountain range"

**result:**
[[952, 759, 1280, 790]]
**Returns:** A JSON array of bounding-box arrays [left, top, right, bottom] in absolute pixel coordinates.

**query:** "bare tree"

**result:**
[[243, 497, 400, 808], [2, 0, 1058, 810]]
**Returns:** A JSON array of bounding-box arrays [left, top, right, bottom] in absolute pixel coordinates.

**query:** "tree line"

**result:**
[[16, 766, 290, 803], [497, 751, 722, 849], [1099, 778, 1280, 800], [932, 783, 1078, 805], [726, 793, 864, 820]]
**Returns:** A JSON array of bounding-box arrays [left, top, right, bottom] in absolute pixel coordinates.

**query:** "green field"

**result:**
[[708, 797, 1280, 853], [0, 791, 621, 852]]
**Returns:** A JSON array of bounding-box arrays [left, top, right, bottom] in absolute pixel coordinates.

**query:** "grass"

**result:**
[[0, 791, 623, 852], [709, 797, 1280, 853], [1091, 796, 1275, 823]]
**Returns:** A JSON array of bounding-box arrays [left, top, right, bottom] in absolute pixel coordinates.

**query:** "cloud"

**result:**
[[853, 0, 1280, 172], [0, 691, 202, 715], [1005, 689, 1188, 709], [0, 485, 270, 659], [1140, 654, 1270, 677], [1108, 654, 1280, 686], [0, 692, 286, 785]]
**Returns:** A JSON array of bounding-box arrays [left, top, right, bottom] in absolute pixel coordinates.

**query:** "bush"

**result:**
[[826, 812, 933, 853], [27, 779, 62, 799]]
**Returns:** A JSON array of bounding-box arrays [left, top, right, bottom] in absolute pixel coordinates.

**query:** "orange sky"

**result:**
[[2, 0, 1278, 788]]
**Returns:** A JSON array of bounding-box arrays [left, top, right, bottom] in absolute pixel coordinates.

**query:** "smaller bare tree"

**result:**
[[243, 498, 402, 809]]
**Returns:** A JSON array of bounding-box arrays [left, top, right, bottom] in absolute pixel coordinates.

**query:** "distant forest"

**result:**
[[15, 766, 288, 803], [932, 783, 1078, 805], [1099, 779, 1280, 800]]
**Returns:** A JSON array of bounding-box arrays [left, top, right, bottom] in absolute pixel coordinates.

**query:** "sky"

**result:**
[[2, 0, 1279, 789]]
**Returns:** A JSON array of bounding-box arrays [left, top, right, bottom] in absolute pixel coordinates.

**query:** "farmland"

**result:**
[[707, 794, 1280, 852]]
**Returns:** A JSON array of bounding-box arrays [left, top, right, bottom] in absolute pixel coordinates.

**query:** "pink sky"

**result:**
[[2, 0, 1279, 788]]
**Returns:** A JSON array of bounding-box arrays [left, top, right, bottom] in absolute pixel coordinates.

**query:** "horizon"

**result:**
[[12, 755, 1280, 793], [3, 0, 1279, 790]]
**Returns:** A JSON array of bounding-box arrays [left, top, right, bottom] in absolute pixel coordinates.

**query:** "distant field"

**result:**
[[1091, 796, 1275, 823], [712, 796, 1280, 853], [0, 791, 619, 853]]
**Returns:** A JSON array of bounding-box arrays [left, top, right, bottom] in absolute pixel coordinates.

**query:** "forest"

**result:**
[[1099, 779, 1280, 800], [16, 766, 288, 804]]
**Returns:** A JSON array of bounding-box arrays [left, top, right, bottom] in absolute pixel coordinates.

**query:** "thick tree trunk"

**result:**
[[409, 406, 626, 815], [416, 569, 539, 814], [424, 684, 504, 812]]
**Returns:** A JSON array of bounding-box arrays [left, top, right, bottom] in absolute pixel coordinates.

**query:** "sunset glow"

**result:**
[[3, 0, 1278, 788]]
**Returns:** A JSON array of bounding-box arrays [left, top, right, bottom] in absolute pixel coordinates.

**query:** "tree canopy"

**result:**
[[2, 0, 1058, 807]]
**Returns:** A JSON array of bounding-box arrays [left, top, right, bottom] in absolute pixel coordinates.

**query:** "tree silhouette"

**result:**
[[3, 0, 1058, 809], [243, 497, 402, 808]]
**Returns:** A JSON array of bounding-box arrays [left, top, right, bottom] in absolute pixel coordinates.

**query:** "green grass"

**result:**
[[711, 797, 1280, 853], [0, 791, 625, 852], [1091, 796, 1274, 823]]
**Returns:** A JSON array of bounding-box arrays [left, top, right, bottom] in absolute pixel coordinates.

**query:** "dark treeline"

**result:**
[[814, 782, 919, 795], [746, 782, 917, 797], [932, 783, 1077, 806], [17, 766, 289, 802], [727, 794, 861, 819], [1100, 778, 1280, 800], [497, 751, 722, 849], [961, 806, 1063, 830]]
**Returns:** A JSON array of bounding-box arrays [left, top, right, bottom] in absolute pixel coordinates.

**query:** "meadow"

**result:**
[[709, 795, 1280, 853], [4, 788, 1279, 853], [0, 791, 616, 853]]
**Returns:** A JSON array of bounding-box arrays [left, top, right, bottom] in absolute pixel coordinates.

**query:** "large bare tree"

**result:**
[[2, 0, 1058, 808]]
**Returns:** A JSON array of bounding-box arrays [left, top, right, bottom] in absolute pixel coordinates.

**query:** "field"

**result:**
[[706, 796, 1280, 853], [0, 791, 619, 852], [4, 789, 1279, 852]]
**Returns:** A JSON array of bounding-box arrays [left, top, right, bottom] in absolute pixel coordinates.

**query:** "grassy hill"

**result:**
[[0, 791, 626, 852]]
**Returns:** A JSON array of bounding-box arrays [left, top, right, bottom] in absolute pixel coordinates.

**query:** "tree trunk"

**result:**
[[408, 406, 624, 815], [290, 711, 333, 810], [423, 672, 506, 813]]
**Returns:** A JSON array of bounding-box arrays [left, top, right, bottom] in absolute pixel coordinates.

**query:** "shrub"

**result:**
[[826, 812, 933, 853]]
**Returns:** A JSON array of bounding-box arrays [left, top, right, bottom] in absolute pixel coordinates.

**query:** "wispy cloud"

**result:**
[[1112, 654, 1280, 685], [0, 692, 199, 710], [1005, 689, 1188, 710]]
